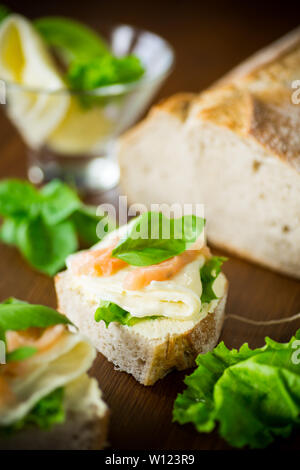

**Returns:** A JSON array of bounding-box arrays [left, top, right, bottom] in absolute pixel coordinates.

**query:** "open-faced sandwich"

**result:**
[[0, 298, 108, 450], [55, 212, 228, 385]]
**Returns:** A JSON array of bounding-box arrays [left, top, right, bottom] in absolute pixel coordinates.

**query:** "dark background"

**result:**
[[0, 0, 300, 450]]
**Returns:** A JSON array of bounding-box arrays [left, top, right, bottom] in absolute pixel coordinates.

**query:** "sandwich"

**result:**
[[0, 298, 108, 450], [55, 212, 228, 385], [117, 28, 300, 279]]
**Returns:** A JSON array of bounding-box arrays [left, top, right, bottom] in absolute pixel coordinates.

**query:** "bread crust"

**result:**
[[55, 272, 228, 386], [121, 28, 300, 173]]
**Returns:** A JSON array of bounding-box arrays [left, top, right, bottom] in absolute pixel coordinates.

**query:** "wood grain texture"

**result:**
[[0, 0, 300, 450]]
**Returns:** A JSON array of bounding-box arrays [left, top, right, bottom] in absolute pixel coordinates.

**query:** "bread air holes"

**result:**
[[282, 225, 290, 233], [252, 160, 262, 172]]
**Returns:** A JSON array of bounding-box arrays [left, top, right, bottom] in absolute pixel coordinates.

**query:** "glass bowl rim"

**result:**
[[0, 23, 175, 97]]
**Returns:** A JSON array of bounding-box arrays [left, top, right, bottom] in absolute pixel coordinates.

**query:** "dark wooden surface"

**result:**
[[1, 0, 300, 450]]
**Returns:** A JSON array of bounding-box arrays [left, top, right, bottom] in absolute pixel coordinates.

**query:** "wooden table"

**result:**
[[1, 0, 300, 450]]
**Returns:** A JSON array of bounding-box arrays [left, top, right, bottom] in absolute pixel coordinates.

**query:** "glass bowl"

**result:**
[[1, 23, 174, 192]]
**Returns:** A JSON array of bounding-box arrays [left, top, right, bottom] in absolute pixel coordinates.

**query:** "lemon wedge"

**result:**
[[0, 14, 113, 154]]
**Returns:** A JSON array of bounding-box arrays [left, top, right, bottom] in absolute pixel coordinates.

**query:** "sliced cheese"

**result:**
[[66, 225, 226, 322]]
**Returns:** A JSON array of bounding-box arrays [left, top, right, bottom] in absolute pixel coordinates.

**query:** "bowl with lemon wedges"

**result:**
[[0, 8, 174, 192]]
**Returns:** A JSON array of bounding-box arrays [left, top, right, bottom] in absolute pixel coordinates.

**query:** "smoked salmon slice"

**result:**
[[70, 241, 127, 277], [6, 324, 65, 354], [123, 249, 200, 291]]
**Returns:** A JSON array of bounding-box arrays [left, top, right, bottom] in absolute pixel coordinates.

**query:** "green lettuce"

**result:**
[[200, 256, 227, 304], [94, 300, 161, 327], [1, 388, 65, 436], [173, 329, 300, 448], [112, 212, 205, 266], [0, 179, 109, 275]]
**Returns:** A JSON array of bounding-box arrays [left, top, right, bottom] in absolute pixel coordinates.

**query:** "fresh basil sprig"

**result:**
[[173, 329, 300, 448], [200, 256, 227, 304], [94, 300, 161, 328], [34, 16, 109, 64], [0, 179, 109, 275], [112, 212, 205, 266]]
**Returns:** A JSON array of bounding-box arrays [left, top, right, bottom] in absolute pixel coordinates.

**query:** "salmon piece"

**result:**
[[6, 324, 65, 354], [124, 249, 200, 290], [70, 240, 127, 277], [0, 376, 15, 406]]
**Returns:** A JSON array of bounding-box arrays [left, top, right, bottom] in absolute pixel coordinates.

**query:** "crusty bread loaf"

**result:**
[[55, 271, 228, 386], [0, 375, 109, 450], [118, 28, 300, 278]]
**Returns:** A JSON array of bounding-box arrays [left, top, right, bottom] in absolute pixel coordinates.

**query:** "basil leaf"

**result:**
[[112, 212, 205, 266], [200, 256, 227, 304], [0, 217, 23, 245], [173, 330, 300, 449], [40, 180, 80, 225], [67, 55, 145, 91], [94, 300, 161, 327], [6, 346, 38, 363], [0, 179, 40, 219], [17, 217, 78, 276], [0, 301, 71, 333], [34, 17, 109, 64], [1, 387, 65, 436]]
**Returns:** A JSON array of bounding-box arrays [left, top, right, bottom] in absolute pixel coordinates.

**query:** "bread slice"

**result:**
[[0, 374, 109, 450], [55, 271, 228, 386], [118, 28, 300, 279]]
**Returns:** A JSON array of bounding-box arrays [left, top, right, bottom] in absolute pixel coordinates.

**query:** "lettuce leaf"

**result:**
[[94, 300, 161, 327], [112, 212, 205, 266], [0, 387, 65, 436], [173, 329, 300, 448], [6, 346, 38, 362], [200, 256, 227, 304]]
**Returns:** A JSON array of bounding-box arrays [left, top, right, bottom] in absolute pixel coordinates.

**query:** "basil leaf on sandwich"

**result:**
[[112, 212, 205, 266], [0, 179, 110, 275], [94, 301, 161, 328], [200, 256, 227, 304], [0, 298, 72, 346], [173, 329, 300, 448], [1, 387, 65, 436]]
